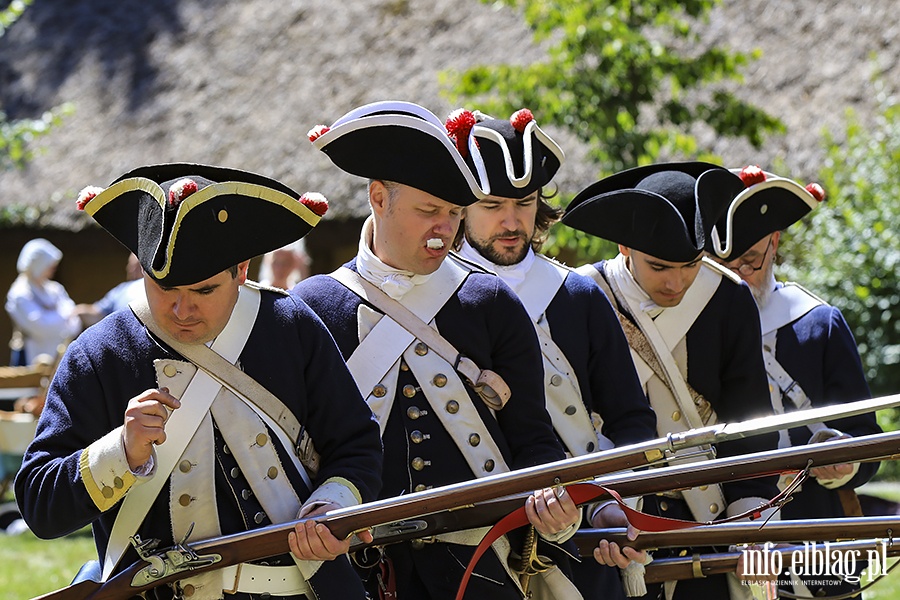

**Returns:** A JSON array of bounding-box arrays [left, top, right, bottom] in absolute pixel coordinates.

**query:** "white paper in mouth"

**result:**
[[426, 238, 445, 249]]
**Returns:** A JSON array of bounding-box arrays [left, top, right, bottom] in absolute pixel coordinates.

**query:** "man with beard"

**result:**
[[561, 163, 779, 600], [706, 166, 881, 598], [295, 102, 583, 600], [454, 108, 657, 598]]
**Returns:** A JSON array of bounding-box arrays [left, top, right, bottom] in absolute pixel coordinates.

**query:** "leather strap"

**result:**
[[103, 287, 259, 580], [130, 294, 320, 478], [331, 267, 511, 410]]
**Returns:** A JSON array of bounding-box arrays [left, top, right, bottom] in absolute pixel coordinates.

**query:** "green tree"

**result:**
[[443, 0, 784, 262], [780, 84, 900, 401], [0, 0, 71, 172]]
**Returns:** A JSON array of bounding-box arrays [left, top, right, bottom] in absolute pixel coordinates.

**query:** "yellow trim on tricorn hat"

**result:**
[[82, 163, 321, 286]]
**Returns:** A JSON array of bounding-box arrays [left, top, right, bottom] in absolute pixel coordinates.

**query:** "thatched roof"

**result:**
[[0, 0, 897, 231]]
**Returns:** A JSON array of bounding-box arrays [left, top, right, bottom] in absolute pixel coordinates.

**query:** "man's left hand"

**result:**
[[288, 503, 373, 561]]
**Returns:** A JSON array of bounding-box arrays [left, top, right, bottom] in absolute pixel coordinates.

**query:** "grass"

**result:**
[[0, 527, 95, 600]]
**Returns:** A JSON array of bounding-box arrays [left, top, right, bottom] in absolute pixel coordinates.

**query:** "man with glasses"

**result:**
[[707, 166, 881, 599], [562, 163, 778, 600]]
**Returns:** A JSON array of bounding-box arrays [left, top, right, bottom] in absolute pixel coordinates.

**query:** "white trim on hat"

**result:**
[[708, 176, 818, 259], [471, 120, 565, 192], [312, 100, 491, 199]]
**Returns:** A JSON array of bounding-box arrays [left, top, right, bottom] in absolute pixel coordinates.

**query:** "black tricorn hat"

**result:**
[[466, 109, 565, 199], [561, 162, 730, 262], [703, 166, 824, 261], [79, 163, 323, 286], [308, 101, 489, 206]]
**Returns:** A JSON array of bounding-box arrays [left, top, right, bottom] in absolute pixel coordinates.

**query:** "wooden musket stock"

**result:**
[[33, 428, 900, 599]]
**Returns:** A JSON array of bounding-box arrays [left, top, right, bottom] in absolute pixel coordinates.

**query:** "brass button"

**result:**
[[372, 384, 388, 398], [407, 406, 422, 420], [433, 374, 448, 388], [660, 501, 668, 511], [230, 467, 240, 478], [468, 433, 481, 447], [586, 442, 595, 453], [179, 460, 193, 473], [672, 410, 682, 422], [403, 384, 417, 398], [410, 539, 425, 550], [483, 459, 495, 472], [182, 584, 195, 597], [415, 342, 428, 356], [699, 485, 708, 491], [256, 433, 268, 447], [564, 405, 577, 415], [414, 484, 427, 492], [709, 503, 719, 514], [410, 430, 425, 444], [400, 360, 409, 372], [113, 476, 124, 489], [267, 466, 279, 479], [411, 457, 427, 471], [254, 512, 266, 524], [217, 209, 228, 223], [769, 384, 774, 393], [445, 400, 459, 414], [179, 494, 192, 507], [550, 374, 562, 386], [223, 444, 231, 455], [101, 486, 114, 499], [241, 489, 252, 500], [163, 364, 178, 378], [784, 476, 794, 486]]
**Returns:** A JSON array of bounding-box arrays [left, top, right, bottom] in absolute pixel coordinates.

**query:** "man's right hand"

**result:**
[[123, 387, 180, 470]]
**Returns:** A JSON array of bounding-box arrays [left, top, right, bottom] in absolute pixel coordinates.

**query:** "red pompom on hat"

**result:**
[[168, 178, 199, 206], [445, 108, 477, 157], [738, 165, 767, 187], [509, 108, 534, 133], [299, 192, 328, 216], [307, 125, 330, 143], [805, 182, 826, 202], [76, 186, 104, 211]]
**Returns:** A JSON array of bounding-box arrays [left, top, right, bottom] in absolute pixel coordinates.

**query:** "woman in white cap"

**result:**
[[5, 238, 83, 365]]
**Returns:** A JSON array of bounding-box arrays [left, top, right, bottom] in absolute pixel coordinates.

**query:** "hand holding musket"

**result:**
[[33, 415, 900, 599]]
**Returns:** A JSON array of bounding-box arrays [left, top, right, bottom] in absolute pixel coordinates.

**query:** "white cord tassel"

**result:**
[[622, 554, 652, 597]]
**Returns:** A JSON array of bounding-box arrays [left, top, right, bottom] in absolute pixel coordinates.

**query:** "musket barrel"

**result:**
[[573, 517, 900, 555], [34, 428, 900, 599]]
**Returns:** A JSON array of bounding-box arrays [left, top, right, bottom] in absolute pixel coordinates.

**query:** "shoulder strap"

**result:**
[[129, 296, 320, 476], [330, 267, 511, 411]]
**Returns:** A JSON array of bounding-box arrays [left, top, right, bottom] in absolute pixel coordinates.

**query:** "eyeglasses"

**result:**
[[728, 238, 773, 276]]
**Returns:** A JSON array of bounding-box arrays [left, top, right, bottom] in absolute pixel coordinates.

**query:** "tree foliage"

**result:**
[[443, 0, 783, 174], [0, 0, 72, 172], [780, 83, 900, 399]]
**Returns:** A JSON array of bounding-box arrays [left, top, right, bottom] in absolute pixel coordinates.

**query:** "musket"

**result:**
[[34, 428, 900, 600], [572, 516, 900, 556], [639, 539, 900, 584]]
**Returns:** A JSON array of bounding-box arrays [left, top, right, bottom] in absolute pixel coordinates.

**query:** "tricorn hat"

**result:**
[[703, 165, 825, 261], [465, 108, 565, 199], [561, 162, 730, 262], [78, 163, 325, 286], [308, 101, 490, 206]]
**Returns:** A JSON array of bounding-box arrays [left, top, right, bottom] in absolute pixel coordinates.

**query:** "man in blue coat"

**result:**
[[562, 163, 779, 600], [16, 164, 383, 600], [296, 102, 582, 600], [454, 108, 657, 599], [706, 166, 881, 597]]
